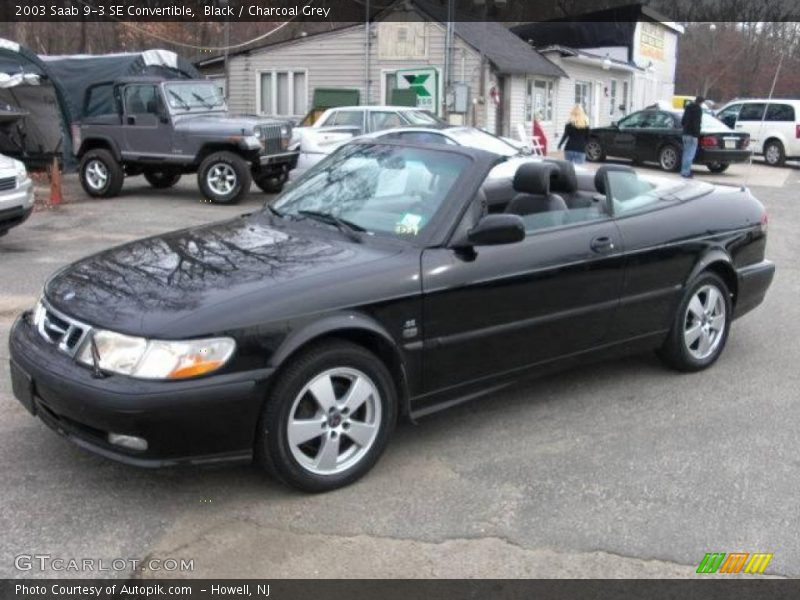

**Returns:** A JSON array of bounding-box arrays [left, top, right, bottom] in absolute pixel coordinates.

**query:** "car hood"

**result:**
[[173, 112, 281, 134], [44, 215, 401, 338], [0, 153, 17, 171]]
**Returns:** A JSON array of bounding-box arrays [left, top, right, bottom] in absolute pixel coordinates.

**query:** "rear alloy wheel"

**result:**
[[706, 162, 730, 173], [658, 272, 732, 372], [585, 139, 606, 162], [144, 169, 182, 189], [79, 149, 124, 198], [763, 140, 786, 167], [198, 151, 251, 204], [658, 144, 681, 172], [256, 341, 397, 492]]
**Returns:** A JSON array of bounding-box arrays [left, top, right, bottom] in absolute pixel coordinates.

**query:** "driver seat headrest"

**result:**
[[513, 162, 558, 195], [543, 159, 578, 194]]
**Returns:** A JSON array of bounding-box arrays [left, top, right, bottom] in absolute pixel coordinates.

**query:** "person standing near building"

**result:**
[[558, 105, 590, 164], [681, 96, 704, 178]]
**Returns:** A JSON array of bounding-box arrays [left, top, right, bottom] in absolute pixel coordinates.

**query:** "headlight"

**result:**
[[77, 330, 235, 380], [13, 159, 28, 185], [241, 135, 262, 150], [253, 129, 263, 140]]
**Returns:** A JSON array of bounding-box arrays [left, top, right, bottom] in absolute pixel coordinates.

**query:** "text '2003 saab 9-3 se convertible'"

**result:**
[[9, 141, 774, 492]]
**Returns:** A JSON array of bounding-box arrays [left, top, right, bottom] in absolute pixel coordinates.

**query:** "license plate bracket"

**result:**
[[10, 360, 36, 416], [724, 139, 736, 149]]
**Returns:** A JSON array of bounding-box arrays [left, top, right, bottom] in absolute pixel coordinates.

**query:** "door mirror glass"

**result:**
[[466, 214, 525, 246]]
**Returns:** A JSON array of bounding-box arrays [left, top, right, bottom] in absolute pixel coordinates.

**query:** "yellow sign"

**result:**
[[640, 22, 665, 61]]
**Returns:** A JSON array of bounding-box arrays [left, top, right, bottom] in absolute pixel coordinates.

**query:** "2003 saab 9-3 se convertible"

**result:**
[[9, 141, 774, 492]]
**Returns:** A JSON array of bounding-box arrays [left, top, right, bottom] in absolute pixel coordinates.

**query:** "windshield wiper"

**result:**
[[297, 210, 366, 242], [168, 89, 191, 110], [192, 92, 215, 109]]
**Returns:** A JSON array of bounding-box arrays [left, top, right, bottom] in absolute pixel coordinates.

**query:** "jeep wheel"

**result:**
[[79, 149, 124, 198], [198, 151, 251, 204], [144, 169, 182, 189], [254, 174, 286, 194]]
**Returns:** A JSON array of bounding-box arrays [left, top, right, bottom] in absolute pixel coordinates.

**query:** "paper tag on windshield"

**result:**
[[395, 213, 423, 236]]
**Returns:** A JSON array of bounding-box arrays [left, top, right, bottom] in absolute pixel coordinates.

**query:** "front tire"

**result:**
[[706, 162, 730, 173], [658, 144, 681, 172], [658, 272, 732, 372], [763, 140, 786, 166], [585, 138, 606, 162], [256, 341, 397, 492], [198, 151, 251, 204], [254, 173, 286, 194], [144, 169, 182, 189], [79, 149, 124, 198]]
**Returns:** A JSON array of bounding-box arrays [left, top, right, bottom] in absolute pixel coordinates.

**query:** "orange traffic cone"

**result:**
[[49, 156, 62, 205]]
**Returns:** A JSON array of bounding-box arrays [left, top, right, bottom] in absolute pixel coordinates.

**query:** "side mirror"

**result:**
[[466, 214, 525, 246]]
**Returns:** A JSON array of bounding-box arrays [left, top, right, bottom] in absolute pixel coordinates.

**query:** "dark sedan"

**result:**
[[586, 109, 751, 173], [9, 142, 774, 492]]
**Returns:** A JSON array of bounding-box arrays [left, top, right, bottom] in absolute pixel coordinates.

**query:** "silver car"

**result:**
[[0, 153, 34, 237]]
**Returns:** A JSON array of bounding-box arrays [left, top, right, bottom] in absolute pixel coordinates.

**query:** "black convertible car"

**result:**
[[586, 108, 751, 173], [9, 142, 774, 492]]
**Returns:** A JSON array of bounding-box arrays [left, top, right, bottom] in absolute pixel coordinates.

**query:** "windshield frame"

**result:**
[[267, 140, 492, 247], [163, 81, 226, 113]]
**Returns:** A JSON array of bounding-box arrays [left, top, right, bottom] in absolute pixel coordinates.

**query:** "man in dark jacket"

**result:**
[[680, 96, 704, 178]]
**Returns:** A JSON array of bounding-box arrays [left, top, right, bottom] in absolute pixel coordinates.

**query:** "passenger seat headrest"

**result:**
[[595, 165, 636, 195], [544, 159, 578, 193], [513, 162, 558, 195]]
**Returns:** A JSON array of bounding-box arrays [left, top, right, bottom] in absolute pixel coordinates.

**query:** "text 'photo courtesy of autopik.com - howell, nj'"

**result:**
[[1, 0, 800, 599]]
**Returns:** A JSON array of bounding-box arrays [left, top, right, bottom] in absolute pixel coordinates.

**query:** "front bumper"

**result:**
[[259, 150, 299, 168], [8, 312, 274, 467], [695, 148, 752, 164], [733, 259, 776, 320]]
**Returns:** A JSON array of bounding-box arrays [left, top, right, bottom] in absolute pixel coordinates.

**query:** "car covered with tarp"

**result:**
[[0, 38, 199, 168]]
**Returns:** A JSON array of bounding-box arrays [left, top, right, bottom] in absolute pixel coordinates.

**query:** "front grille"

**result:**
[[0, 176, 17, 191], [259, 123, 285, 154], [34, 301, 91, 356]]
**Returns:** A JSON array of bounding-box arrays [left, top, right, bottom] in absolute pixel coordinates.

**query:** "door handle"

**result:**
[[590, 236, 616, 254], [126, 116, 136, 125]]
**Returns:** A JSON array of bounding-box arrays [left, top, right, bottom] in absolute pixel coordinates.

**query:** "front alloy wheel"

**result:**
[[287, 368, 382, 476], [256, 341, 397, 492], [585, 139, 605, 162]]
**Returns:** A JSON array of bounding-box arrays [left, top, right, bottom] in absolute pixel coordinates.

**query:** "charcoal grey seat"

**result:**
[[505, 162, 568, 227]]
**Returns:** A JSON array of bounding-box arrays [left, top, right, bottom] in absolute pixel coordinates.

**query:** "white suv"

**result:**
[[715, 99, 800, 166]]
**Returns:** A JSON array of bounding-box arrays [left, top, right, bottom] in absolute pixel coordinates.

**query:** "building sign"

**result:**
[[395, 67, 439, 113], [639, 22, 665, 61]]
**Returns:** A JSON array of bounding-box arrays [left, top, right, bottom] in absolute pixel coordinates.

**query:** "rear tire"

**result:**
[[197, 151, 251, 204], [658, 144, 681, 172], [79, 149, 124, 198], [255, 340, 397, 493], [144, 169, 182, 189], [706, 162, 730, 173], [763, 140, 786, 167], [585, 138, 606, 162], [658, 272, 732, 372]]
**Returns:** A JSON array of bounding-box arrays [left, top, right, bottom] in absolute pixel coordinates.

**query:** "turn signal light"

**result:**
[[167, 357, 225, 379], [760, 212, 769, 234]]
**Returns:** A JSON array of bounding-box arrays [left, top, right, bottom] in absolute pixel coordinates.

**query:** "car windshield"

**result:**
[[402, 110, 445, 125], [164, 82, 225, 111], [271, 143, 470, 239], [446, 127, 519, 157]]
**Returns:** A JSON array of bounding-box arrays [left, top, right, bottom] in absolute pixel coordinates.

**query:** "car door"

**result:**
[[120, 84, 173, 157], [635, 111, 680, 162], [733, 103, 767, 152], [610, 111, 648, 158], [716, 103, 742, 130], [419, 194, 625, 398]]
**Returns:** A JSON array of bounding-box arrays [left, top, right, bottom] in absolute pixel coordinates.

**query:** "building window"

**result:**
[[526, 79, 553, 122], [378, 23, 428, 59], [259, 70, 307, 117], [622, 81, 629, 114], [575, 81, 592, 114], [609, 80, 617, 116]]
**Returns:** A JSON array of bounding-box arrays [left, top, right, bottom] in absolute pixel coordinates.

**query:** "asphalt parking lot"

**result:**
[[1, 160, 798, 579]]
